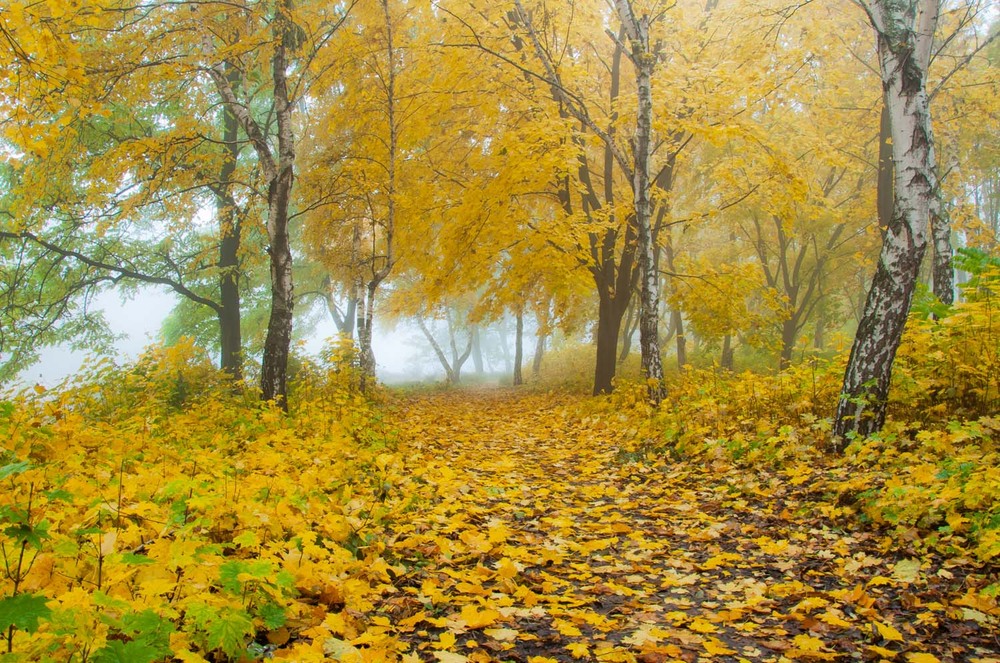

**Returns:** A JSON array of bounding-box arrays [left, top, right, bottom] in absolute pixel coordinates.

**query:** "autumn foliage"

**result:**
[[1, 287, 998, 662]]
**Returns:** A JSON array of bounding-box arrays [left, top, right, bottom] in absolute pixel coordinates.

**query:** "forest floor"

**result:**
[[367, 388, 999, 663]]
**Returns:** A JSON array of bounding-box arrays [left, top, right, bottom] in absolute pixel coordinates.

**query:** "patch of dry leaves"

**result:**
[[360, 388, 998, 663]]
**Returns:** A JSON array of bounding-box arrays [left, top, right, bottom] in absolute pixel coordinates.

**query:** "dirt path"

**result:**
[[373, 389, 997, 662]]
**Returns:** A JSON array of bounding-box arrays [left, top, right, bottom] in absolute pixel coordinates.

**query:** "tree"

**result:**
[[417, 306, 474, 385], [0, 1, 260, 381], [203, 1, 297, 406], [833, 0, 942, 442], [612, 0, 667, 402]]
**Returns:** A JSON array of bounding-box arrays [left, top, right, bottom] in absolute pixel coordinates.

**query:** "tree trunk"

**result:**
[[779, 317, 797, 371], [498, 324, 512, 373], [594, 290, 627, 394], [445, 311, 474, 384], [673, 309, 687, 369], [357, 283, 377, 390], [356, 0, 399, 386], [216, 62, 243, 380], [208, 1, 297, 407], [471, 325, 484, 374], [720, 334, 734, 371], [417, 315, 457, 384], [258, 7, 296, 408], [532, 330, 546, 378], [616, 0, 665, 404], [833, 0, 940, 444], [260, 175, 295, 407], [813, 307, 826, 351], [513, 308, 524, 386], [931, 206, 954, 305], [618, 298, 638, 365]]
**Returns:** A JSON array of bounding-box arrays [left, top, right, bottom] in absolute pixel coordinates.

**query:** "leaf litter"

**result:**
[[364, 388, 999, 662]]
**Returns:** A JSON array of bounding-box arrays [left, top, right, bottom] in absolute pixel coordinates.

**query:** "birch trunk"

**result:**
[[513, 308, 524, 386], [931, 207, 954, 305], [833, 0, 941, 444], [615, 0, 666, 403], [205, 1, 296, 407], [259, 4, 296, 408]]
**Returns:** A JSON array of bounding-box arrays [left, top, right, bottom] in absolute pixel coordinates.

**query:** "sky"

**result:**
[[18, 285, 441, 388]]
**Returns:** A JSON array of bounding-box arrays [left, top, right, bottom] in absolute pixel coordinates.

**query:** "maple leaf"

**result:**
[[459, 604, 501, 629], [703, 638, 736, 655], [873, 620, 905, 642]]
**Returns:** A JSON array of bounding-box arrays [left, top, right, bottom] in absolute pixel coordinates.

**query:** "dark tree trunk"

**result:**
[[720, 334, 734, 371], [813, 308, 826, 350], [258, 6, 296, 408], [513, 309, 524, 386], [594, 289, 627, 394], [618, 298, 638, 365], [217, 62, 243, 380], [260, 170, 295, 407], [779, 317, 797, 371]]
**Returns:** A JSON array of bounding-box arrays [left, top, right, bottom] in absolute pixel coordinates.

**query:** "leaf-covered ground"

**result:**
[[365, 388, 999, 663]]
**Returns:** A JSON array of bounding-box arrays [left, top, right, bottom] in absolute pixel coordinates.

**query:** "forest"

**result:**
[[1, 0, 999, 661]]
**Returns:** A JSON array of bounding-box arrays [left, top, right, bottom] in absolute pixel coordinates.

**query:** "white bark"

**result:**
[[833, 0, 941, 442], [614, 0, 666, 402]]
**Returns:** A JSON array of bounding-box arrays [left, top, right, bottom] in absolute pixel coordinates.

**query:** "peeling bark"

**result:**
[[615, 0, 666, 403], [833, 0, 941, 444]]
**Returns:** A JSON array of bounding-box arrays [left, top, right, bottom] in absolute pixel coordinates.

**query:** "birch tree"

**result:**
[[833, 0, 942, 443], [613, 0, 666, 402]]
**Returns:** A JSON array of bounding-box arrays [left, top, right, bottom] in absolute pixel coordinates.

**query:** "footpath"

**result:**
[[365, 388, 996, 662]]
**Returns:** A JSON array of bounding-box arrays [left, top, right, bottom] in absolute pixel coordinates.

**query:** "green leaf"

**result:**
[[0, 460, 30, 481], [118, 553, 156, 566], [204, 607, 253, 656], [258, 601, 286, 630], [0, 593, 52, 632], [91, 640, 161, 663]]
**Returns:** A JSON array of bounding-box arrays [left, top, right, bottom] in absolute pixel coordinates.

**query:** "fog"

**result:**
[[19, 286, 451, 388]]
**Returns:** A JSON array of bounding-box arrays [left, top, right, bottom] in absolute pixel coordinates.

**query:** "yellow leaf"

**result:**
[[874, 621, 904, 642], [703, 638, 736, 655], [488, 520, 512, 544], [433, 632, 457, 650], [866, 645, 898, 659], [484, 627, 519, 642], [496, 557, 519, 580], [906, 655, 940, 663], [892, 559, 921, 583], [818, 609, 852, 629], [553, 619, 582, 637], [434, 653, 470, 663], [688, 617, 717, 633], [460, 604, 500, 630], [566, 642, 590, 659], [792, 634, 824, 651]]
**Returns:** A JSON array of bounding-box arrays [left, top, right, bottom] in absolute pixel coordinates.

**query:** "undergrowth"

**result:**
[[596, 275, 1000, 579], [0, 338, 414, 662]]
